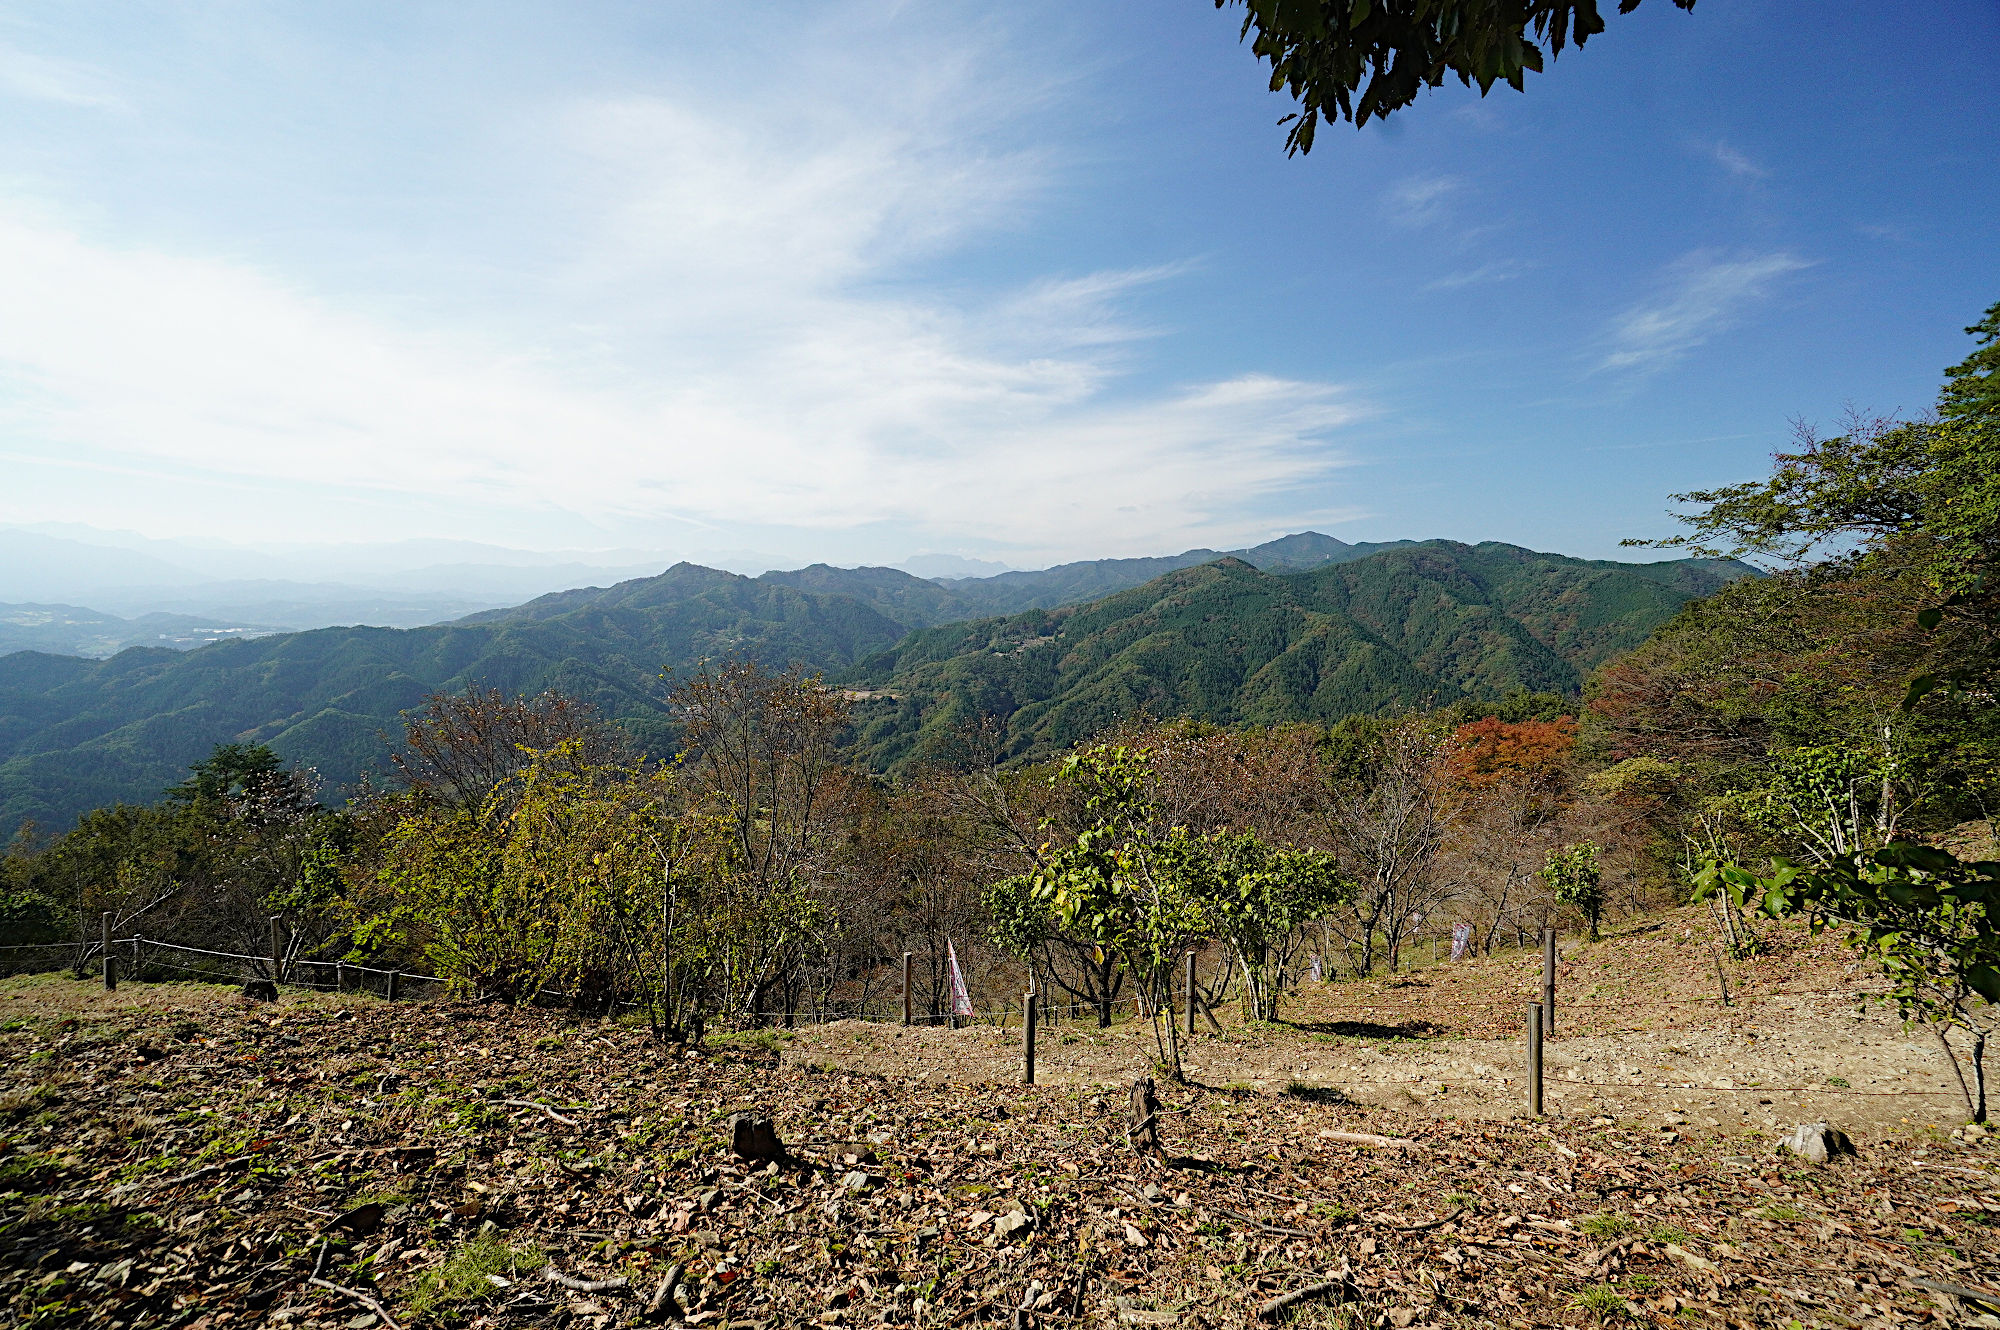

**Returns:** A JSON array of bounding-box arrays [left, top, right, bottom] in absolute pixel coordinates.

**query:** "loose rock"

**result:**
[[1777, 1121, 1857, 1164]]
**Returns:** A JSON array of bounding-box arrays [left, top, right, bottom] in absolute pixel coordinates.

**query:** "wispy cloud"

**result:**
[[1424, 259, 1532, 292], [1385, 173, 1463, 227], [0, 44, 125, 109], [1598, 250, 1809, 373], [1708, 140, 1768, 180], [0, 23, 1364, 565]]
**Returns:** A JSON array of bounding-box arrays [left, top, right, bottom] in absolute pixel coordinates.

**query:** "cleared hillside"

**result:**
[[1, 960, 1991, 1329]]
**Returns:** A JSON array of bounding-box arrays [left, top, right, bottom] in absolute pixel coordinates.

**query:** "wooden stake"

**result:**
[[1023, 990, 1038, 1085], [269, 915, 283, 985], [1185, 950, 1198, 1039], [1525, 1003, 1544, 1117], [901, 952, 913, 1026], [387, 970, 401, 1002], [1541, 929, 1557, 1037], [131, 933, 142, 983], [101, 912, 112, 989]]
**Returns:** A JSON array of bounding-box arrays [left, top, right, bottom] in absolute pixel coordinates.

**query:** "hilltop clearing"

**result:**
[[782, 910, 1979, 1141], [2, 971, 1996, 1330]]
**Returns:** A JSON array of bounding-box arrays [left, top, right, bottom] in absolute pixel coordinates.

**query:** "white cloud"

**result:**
[[1709, 141, 1768, 180], [0, 44, 124, 109], [1424, 259, 1532, 292], [1385, 174, 1463, 227], [0, 206, 1356, 562], [1598, 250, 1809, 373], [0, 10, 1371, 566]]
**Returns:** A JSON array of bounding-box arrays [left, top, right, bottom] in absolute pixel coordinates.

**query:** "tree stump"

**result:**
[[727, 1111, 784, 1164], [1126, 1076, 1162, 1157]]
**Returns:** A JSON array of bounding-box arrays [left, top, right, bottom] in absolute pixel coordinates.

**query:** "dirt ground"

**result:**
[[781, 910, 1983, 1143], [5, 962, 2000, 1330]]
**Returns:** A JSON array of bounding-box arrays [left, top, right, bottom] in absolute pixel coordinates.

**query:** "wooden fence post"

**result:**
[[336, 961, 349, 993], [387, 970, 401, 1002], [1185, 951, 1198, 1038], [1526, 1003, 1544, 1117], [269, 915, 283, 985], [902, 952, 913, 1026], [131, 933, 142, 983], [1023, 990, 1038, 1085], [101, 912, 112, 989], [1541, 929, 1557, 1037]]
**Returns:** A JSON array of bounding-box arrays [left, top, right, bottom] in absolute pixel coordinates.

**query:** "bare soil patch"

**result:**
[[782, 910, 1982, 1140]]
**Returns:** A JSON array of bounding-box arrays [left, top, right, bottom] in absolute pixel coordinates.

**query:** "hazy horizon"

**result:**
[[2, 2, 1995, 569]]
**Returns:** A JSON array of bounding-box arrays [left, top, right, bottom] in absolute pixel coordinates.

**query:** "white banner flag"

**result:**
[[946, 940, 974, 1017]]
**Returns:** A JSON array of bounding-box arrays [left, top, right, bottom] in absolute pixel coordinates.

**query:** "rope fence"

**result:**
[[0, 935, 448, 989]]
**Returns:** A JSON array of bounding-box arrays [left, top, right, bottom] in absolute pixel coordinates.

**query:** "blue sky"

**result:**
[[0, 1, 1994, 571]]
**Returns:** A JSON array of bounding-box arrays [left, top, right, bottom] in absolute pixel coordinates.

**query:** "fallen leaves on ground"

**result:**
[[2, 973, 1996, 1329]]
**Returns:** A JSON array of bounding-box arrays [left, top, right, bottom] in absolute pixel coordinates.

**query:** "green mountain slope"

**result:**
[[843, 542, 1749, 770], [0, 538, 1753, 831], [0, 565, 907, 832], [921, 531, 1419, 618]]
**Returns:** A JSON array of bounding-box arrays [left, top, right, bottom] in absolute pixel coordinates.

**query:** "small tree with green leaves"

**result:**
[[1745, 744, 1906, 866], [1541, 840, 1603, 940], [984, 873, 1127, 1028], [1014, 745, 1214, 1079], [1698, 843, 1999, 1122], [1192, 831, 1347, 1023]]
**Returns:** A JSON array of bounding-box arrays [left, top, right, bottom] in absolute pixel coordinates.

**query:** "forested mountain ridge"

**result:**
[[0, 538, 1750, 831], [911, 530, 1421, 618], [468, 531, 1419, 632], [0, 566, 909, 832], [842, 541, 1753, 770]]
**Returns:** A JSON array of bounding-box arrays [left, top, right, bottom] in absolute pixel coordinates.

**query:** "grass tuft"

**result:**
[[408, 1233, 545, 1317], [1578, 1212, 1637, 1241], [1572, 1285, 1628, 1319]]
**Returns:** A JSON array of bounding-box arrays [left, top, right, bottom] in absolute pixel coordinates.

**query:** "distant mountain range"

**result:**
[[0, 527, 681, 629], [0, 604, 277, 658], [0, 533, 1755, 830], [495, 531, 1417, 630]]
